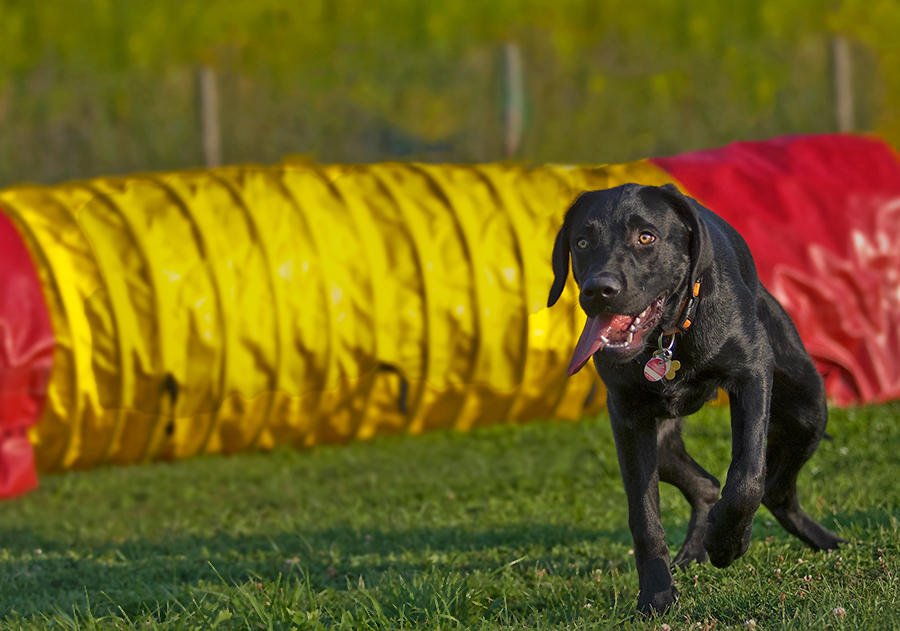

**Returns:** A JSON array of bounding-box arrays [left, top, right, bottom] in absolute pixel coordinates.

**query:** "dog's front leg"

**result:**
[[703, 372, 772, 568], [609, 402, 676, 615]]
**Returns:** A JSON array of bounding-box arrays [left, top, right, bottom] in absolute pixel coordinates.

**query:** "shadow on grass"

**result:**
[[0, 522, 635, 619], [2, 508, 894, 620]]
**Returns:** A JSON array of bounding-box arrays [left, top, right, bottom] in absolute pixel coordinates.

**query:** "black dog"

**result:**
[[547, 183, 845, 615]]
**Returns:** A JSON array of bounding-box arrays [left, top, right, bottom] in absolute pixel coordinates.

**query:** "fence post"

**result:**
[[504, 42, 524, 158], [832, 37, 854, 133], [199, 65, 222, 168]]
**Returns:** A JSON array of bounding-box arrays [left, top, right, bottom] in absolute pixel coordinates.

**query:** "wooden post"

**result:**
[[199, 65, 221, 168], [503, 42, 524, 158], [832, 37, 854, 133]]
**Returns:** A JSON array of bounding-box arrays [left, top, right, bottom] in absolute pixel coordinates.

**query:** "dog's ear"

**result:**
[[656, 184, 714, 284], [547, 227, 569, 307], [547, 192, 588, 308]]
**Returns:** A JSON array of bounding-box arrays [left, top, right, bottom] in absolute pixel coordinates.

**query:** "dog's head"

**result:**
[[547, 183, 713, 374]]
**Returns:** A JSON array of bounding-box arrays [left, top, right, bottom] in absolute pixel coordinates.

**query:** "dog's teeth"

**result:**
[[634, 316, 641, 325], [629, 324, 637, 332], [627, 331, 634, 343], [600, 335, 609, 345]]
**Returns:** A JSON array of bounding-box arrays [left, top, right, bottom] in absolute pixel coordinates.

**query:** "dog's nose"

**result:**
[[582, 274, 622, 302]]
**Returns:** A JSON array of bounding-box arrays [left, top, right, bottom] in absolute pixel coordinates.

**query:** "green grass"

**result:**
[[0, 402, 898, 630]]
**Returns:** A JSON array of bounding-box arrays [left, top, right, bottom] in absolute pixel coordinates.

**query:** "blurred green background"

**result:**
[[0, 0, 895, 188]]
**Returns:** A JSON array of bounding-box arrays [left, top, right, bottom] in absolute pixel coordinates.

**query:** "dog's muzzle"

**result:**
[[567, 297, 665, 375]]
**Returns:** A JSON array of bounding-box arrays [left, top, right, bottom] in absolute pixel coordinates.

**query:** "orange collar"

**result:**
[[663, 278, 702, 335]]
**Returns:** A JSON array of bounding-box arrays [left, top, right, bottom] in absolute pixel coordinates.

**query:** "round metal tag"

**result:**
[[644, 356, 669, 382]]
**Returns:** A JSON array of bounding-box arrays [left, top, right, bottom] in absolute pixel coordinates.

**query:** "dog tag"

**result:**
[[665, 360, 682, 380], [645, 334, 679, 383], [644, 355, 670, 382]]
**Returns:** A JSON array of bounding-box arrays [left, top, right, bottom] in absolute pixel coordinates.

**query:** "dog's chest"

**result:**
[[603, 362, 719, 420], [655, 377, 719, 418]]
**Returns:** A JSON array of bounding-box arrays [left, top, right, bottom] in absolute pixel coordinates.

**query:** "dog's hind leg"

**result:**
[[757, 287, 846, 551], [657, 417, 721, 568], [762, 369, 847, 551]]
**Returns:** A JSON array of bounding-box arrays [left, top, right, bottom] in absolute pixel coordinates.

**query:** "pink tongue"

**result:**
[[567, 315, 615, 376]]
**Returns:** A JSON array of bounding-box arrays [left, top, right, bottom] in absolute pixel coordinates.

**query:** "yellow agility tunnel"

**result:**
[[0, 158, 679, 481]]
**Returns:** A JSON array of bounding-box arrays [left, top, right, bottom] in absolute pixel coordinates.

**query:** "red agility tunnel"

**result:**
[[651, 135, 900, 405], [0, 211, 52, 497], [0, 133, 898, 498]]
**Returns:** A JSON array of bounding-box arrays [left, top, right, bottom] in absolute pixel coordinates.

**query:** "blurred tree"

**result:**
[[0, 0, 888, 186], [832, 0, 900, 144]]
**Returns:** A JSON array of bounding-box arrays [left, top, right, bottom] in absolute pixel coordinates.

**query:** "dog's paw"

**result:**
[[637, 558, 678, 615], [672, 544, 708, 569], [637, 584, 678, 616], [703, 502, 753, 568], [794, 518, 848, 552]]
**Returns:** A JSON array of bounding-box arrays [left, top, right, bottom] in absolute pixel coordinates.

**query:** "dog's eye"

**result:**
[[638, 232, 656, 245], [576, 238, 589, 249]]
